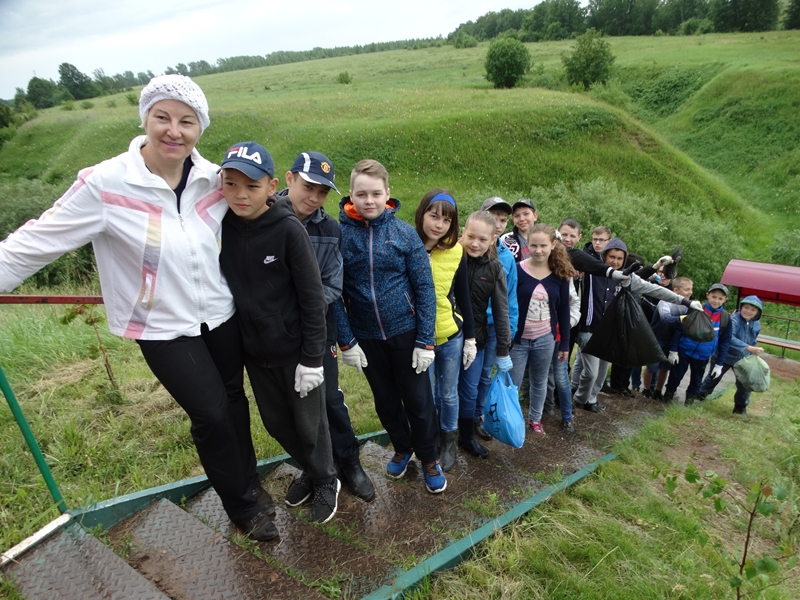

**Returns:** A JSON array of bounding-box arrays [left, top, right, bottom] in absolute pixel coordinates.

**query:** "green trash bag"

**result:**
[[733, 355, 770, 393]]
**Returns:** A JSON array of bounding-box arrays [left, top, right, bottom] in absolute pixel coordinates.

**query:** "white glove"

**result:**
[[495, 355, 513, 373], [294, 364, 324, 398], [462, 339, 477, 370], [668, 351, 679, 365], [341, 344, 368, 373], [653, 255, 673, 269], [689, 300, 703, 311], [711, 365, 723, 379], [610, 270, 631, 287], [412, 347, 436, 374]]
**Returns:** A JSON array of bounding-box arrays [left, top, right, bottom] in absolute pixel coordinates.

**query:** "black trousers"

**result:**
[[324, 312, 359, 463], [245, 360, 336, 485], [137, 317, 259, 523], [359, 330, 439, 463]]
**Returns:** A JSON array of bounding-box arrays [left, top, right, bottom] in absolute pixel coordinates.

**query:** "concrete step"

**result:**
[[109, 498, 327, 600], [2, 521, 168, 600]]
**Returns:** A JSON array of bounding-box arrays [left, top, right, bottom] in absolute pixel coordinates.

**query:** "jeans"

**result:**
[[551, 344, 573, 421], [699, 363, 751, 407], [458, 348, 486, 420], [666, 351, 709, 396], [570, 348, 584, 390], [474, 325, 497, 420], [509, 333, 555, 423], [430, 332, 463, 432]]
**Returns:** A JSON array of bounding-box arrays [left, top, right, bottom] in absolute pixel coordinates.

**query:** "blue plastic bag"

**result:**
[[483, 372, 525, 449]]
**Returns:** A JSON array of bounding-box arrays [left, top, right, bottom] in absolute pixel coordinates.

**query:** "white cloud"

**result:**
[[0, 0, 536, 98]]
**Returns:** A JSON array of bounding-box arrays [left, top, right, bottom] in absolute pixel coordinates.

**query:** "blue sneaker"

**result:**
[[386, 451, 412, 479], [422, 461, 447, 494]]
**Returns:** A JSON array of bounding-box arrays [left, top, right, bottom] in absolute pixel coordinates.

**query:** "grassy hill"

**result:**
[[1, 31, 799, 290]]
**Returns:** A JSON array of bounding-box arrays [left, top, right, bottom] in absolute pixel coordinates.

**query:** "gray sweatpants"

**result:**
[[573, 332, 609, 406]]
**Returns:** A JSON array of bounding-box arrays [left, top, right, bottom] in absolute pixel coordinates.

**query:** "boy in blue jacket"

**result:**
[[333, 159, 446, 494], [664, 283, 733, 405], [698, 295, 764, 415]]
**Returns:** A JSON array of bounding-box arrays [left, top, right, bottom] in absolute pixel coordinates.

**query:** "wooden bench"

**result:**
[[758, 334, 800, 353]]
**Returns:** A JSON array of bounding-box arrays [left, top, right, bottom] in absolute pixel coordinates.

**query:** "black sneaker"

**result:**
[[311, 479, 341, 524], [340, 459, 376, 501], [252, 484, 276, 517], [733, 406, 748, 417], [620, 388, 635, 398], [285, 472, 313, 507], [653, 390, 664, 401], [663, 390, 674, 403], [237, 508, 279, 541], [579, 402, 604, 413], [641, 388, 653, 399], [684, 395, 698, 406], [562, 419, 575, 433]]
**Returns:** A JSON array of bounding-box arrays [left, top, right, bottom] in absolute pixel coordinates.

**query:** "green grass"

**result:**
[[415, 377, 800, 599]]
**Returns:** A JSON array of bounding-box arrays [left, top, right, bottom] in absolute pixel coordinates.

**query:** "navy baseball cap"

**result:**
[[290, 151, 339, 193], [480, 197, 512, 214], [220, 142, 275, 180]]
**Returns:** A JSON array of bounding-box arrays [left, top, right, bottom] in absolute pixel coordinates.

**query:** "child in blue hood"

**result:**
[[698, 295, 764, 415]]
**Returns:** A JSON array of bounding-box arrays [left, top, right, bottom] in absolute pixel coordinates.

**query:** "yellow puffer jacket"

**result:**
[[429, 244, 464, 346]]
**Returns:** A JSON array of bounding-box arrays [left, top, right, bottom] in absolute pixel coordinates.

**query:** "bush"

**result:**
[[62, 100, 75, 111], [81, 101, 94, 110], [679, 18, 714, 35], [125, 93, 137, 106], [336, 71, 353, 85], [484, 38, 531, 89], [106, 99, 117, 109], [562, 28, 615, 90], [454, 31, 478, 49], [0, 127, 16, 151]]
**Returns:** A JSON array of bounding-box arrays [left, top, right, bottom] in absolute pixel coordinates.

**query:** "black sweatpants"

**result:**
[[245, 360, 336, 486], [358, 330, 439, 464], [137, 317, 259, 524], [324, 317, 359, 463]]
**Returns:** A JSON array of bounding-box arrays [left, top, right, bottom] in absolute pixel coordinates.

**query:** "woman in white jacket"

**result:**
[[0, 75, 277, 541]]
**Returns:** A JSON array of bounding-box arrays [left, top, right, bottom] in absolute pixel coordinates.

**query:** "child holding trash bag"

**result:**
[[458, 211, 513, 460], [508, 224, 575, 435], [664, 283, 733, 405], [697, 296, 764, 416], [414, 190, 476, 471], [573, 238, 703, 412]]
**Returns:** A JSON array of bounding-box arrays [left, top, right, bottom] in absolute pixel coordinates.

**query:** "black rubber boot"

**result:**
[[458, 418, 489, 459], [473, 417, 492, 441], [340, 455, 376, 502], [439, 429, 458, 472]]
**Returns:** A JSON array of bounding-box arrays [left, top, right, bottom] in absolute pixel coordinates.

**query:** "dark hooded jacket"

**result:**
[[221, 196, 327, 368]]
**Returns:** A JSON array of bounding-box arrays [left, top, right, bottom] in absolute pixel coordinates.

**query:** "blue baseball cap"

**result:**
[[220, 142, 275, 180], [290, 151, 339, 193]]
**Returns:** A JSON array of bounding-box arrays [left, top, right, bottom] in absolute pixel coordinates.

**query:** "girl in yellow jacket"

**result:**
[[414, 190, 476, 471]]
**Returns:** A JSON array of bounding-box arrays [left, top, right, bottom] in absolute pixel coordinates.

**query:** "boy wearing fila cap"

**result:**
[[276, 151, 376, 502], [219, 141, 340, 525]]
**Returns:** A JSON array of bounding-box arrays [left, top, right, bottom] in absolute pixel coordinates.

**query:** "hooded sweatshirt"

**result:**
[[579, 238, 691, 332], [716, 295, 762, 366]]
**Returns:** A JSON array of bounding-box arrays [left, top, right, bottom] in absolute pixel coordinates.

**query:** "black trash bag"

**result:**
[[664, 245, 682, 281], [680, 310, 715, 342], [583, 287, 667, 368]]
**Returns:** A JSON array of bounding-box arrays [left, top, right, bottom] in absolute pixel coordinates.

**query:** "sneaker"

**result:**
[[562, 419, 575, 433], [684, 395, 698, 406], [284, 472, 313, 507], [641, 388, 653, 399], [386, 451, 412, 479], [528, 421, 546, 435], [311, 479, 341, 524], [733, 406, 748, 417], [653, 390, 664, 401], [237, 508, 279, 542], [620, 388, 635, 398], [422, 461, 447, 494], [340, 458, 376, 501], [663, 390, 674, 403], [252, 484, 276, 517], [579, 402, 604, 413]]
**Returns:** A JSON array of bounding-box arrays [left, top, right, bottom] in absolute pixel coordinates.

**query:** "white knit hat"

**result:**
[[139, 74, 210, 134]]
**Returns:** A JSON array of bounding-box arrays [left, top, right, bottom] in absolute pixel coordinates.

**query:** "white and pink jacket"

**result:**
[[0, 136, 235, 340]]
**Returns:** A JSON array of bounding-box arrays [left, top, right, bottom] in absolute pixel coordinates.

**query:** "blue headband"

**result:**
[[431, 193, 456, 207]]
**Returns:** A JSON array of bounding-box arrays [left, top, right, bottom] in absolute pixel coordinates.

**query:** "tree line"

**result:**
[[450, 0, 798, 44]]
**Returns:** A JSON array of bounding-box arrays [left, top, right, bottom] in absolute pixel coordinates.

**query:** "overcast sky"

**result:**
[[0, 0, 536, 99]]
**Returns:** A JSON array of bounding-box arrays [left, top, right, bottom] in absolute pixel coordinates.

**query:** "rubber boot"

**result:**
[[439, 429, 458, 472], [457, 418, 489, 459], [340, 455, 376, 502]]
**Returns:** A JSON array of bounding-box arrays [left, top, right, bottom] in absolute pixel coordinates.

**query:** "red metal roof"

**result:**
[[721, 259, 800, 307]]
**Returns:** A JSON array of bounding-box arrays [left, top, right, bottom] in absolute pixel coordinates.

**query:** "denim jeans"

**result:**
[[430, 332, 463, 432], [509, 333, 555, 423], [551, 344, 573, 421], [458, 348, 486, 419], [666, 351, 709, 396], [699, 363, 751, 407], [474, 324, 497, 420]]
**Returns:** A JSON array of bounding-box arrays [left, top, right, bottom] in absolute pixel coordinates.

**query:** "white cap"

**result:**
[[139, 74, 210, 134]]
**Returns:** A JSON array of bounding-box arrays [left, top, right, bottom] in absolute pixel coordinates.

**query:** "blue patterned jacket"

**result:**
[[334, 197, 435, 349]]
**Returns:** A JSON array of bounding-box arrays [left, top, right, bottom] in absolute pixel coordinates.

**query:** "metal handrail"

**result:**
[[0, 295, 104, 513]]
